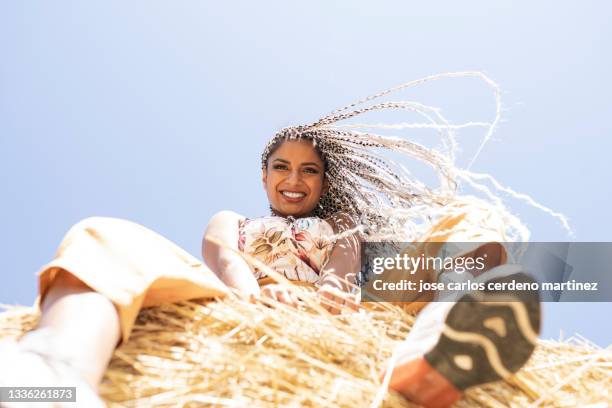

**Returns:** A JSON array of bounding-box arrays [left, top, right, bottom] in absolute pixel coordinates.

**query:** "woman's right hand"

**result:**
[[260, 284, 300, 308]]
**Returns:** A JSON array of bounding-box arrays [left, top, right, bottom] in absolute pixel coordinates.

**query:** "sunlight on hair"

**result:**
[[262, 72, 571, 244]]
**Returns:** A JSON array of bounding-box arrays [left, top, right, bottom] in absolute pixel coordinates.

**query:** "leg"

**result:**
[[388, 265, 540, 407], [1, 216, 228, 407], [386, 206, 540, 407], [0, 270, 117, 407], [36, 216, 228, 343], [34, 269, 120, 389]]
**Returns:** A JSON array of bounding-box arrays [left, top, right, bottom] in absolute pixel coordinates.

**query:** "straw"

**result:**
[[1, 300, 610, 407]]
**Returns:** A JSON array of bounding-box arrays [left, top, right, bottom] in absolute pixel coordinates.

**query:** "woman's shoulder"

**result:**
[[207, 210, 246, 229], [324, 211, 359, 234]]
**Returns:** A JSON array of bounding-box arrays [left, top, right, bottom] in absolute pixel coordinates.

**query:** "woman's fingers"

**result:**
[[317, 287, 335, 313], [232, 286, 261, 304], [264, 286, 281, 302], [278, 289, 298, 307], [261, 284, 298, 308], [346, 292, 360, 311], [317, 286, 360, 314], [260, 284, 360, 314], [261, 285, 278, 302]]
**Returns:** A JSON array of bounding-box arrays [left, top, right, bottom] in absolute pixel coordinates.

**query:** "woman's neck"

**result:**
[[269, 207, 316, 219]]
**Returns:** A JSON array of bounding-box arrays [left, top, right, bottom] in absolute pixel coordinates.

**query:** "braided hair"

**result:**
[[261, 72, 570, 242]]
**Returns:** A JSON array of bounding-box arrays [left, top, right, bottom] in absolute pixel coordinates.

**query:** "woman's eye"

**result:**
[[273, 164, 288, 170], [304, 168, 319, 174]]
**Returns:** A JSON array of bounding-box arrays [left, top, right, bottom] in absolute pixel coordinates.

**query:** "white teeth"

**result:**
[[282, 191, 306, 198]]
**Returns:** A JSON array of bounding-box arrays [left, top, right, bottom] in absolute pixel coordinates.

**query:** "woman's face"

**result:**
[[262, 139, 328, 218]]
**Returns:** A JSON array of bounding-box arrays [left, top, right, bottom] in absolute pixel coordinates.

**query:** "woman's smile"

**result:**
[[280, 190, 307, 203]]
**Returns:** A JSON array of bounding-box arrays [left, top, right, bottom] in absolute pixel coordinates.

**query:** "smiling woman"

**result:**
[[204, 133, 361, 305], [262, 139, 329, 218], [1, 73, 551, 408]]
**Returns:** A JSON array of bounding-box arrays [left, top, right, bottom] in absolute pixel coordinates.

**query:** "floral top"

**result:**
[[237, 216, 335, 284]]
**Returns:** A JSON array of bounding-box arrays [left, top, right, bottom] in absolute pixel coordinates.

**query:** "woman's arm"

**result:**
[[202, 210, 260, 299], [318, 213, 361, 313], [320, 212, 361, 290]]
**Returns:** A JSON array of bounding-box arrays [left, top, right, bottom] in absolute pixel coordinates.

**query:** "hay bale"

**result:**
[[1, 298, 610, 407]]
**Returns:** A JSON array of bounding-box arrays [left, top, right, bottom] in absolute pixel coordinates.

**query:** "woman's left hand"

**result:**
[[260, 283, 300, 308], [317, 283, 360, 314]]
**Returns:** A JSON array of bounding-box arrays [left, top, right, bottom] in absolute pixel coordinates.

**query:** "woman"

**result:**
[[202, 133, 362, 313], [0, 73, 543, 408], [0, 135, 364, 408]]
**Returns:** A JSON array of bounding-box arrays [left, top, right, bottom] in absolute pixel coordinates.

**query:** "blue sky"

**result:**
[[1, 1, 610, 346]]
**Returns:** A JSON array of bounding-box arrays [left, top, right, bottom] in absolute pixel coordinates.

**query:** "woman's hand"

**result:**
[[260, 284, 300, 307], [317, 283, 360, 314]]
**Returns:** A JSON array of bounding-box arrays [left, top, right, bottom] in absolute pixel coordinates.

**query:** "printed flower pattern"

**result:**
[[238, 216, 334, 283]]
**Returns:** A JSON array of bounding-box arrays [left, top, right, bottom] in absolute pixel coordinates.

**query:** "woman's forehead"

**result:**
[[270, 139, 323, 164]]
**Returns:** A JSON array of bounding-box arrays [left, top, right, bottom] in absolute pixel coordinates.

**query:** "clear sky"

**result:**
[[1, 1, 610, 346]]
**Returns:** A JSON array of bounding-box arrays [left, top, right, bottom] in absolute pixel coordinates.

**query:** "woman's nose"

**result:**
[[286, 170, 302, 184]]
